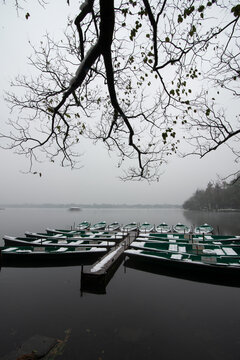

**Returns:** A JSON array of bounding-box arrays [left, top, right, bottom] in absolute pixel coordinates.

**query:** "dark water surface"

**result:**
[[0, 208, 240, 360]]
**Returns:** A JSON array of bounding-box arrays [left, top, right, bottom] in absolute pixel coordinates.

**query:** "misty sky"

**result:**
[[0, 2, 238, 205]]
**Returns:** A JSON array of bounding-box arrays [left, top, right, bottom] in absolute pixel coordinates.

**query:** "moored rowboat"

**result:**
[[155, 223, 171, 233], [173, 223, 191, 234], [194, 223, 214, 234], [37, 230, 123, 240], [121, 222, 138, 232], [90, 221, 107, 231], [107, 222, 120, 231], [3, 235, 115, 248], [130, 240, 240, 256], [125, 248, 240, 273], [139, 222, 154, 233], [26, 231, 66, 239], [137, 233, 240, 244], [0, 245, 107, 265], [78, 221, 91, 230]]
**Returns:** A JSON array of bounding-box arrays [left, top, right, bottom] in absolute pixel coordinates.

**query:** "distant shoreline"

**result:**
[[0, 203, 182, 209]]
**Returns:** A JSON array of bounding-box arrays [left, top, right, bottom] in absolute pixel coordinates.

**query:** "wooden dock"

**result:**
[[80, 231, 138, 293]]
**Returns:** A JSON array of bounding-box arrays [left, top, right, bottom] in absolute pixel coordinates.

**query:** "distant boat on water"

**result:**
[[68, 207, 81, 211]]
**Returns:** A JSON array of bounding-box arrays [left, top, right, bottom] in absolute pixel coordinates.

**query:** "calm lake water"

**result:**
[[0, 207, 240, 360]]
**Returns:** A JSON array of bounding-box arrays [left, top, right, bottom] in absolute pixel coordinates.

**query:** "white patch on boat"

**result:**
[[68, 240, 83, 245], [169, 244, 178, 251], [178, 246, 186, 253], [14, 250, 31, 253], [56, 247, 68, 252], [89, 247, 107, 252], [203, 249, 225, 255], [222, 247, 238, 255], [2, 247, 18, 252], [205, 236, 213, 240], [171, 254, 182, 260]]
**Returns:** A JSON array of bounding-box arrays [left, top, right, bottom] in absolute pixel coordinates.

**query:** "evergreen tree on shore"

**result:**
[[183, 180, 240, 211]]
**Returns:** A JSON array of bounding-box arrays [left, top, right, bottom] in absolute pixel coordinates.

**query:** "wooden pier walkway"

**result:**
[[81, 230, 138, 293]]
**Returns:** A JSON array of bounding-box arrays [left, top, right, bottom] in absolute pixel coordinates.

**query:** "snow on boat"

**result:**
[[90, 221, 107, 231], [124, 248, 240, 273], [46, 228, 85, 236], [107, 222, 120, 231], [139, 222, 154, 233], [0, 245, 107, 265], [155, 223, 171, 233], [194, 223, 214, 234], [121, 222, 138, 232], [130, 240, 240, 256], [77, 221, 91, 230], [25, 231, 66, 239], [173, 223, 191, 234], [137, 233, 240, 243], [3, 235, 115, 248]]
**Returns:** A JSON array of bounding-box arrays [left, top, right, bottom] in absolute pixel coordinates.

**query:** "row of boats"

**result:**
[[124, 231, 240, 274], [52, 220, 213, 234], [1, 220, 240, 275], [0, 222, 128, 264]]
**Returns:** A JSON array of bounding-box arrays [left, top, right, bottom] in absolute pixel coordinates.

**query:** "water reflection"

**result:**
[[124, 257, 240, 288]]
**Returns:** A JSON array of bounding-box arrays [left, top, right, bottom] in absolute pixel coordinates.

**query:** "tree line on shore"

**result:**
[[183, 180, 240, 211]]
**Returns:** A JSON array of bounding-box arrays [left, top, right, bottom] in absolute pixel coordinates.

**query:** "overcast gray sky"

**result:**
[[0, 1, 238, 205]]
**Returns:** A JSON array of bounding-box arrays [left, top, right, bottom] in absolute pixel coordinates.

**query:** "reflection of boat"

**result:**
[[173, 223, 190, 234], [121, 222, 138, 232], [90, 221, 106, 231], [107, 222, 120, 231], [155, 223, 171, 233], [139, 222, 154, 233], [3, 235, 115, 248], [194, 223, 213, 234], [124, 248, 240, 275], [124, 258, 240, 288]]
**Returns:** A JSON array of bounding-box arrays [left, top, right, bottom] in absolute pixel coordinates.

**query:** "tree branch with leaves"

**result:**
[[1, 0, 240, 181]]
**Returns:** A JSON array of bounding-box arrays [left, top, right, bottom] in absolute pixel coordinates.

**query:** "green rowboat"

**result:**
[[194, 223, 214, 234], [90, 221, 107, 231], [173, 223, 191, 234], [139, 222, 154, 233], [155, 223, 171, 233], [121, 222, 138, 232], [130, 241, 240, 256], [3, 235, 115, 248], [138, 233, 240, 243]]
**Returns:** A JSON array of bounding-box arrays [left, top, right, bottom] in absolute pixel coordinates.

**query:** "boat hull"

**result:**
[[125, 249, 240, 276], [3, 236, 115, 248], [0, 246, 107, 267]]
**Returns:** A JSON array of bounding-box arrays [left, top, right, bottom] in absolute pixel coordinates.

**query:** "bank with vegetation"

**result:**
[[183, 180, 240, 211]]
